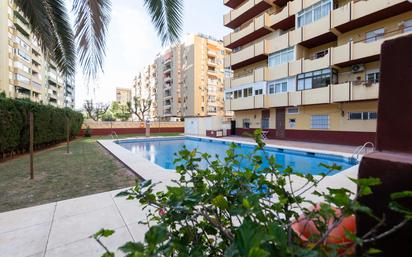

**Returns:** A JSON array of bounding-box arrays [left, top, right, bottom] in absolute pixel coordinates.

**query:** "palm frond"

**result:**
[[143, 0, 184, 45], [44, 0, 76, 76], [13, 0, 76, 77], [72, 0, 111, 79]]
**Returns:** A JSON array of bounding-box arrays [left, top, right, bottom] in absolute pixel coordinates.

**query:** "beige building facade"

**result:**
[[223, 0, 412, 145], [133, 64, 158, 120], [0, 0, 75, 108], [116, 87, 132, 105], [134, 34, 231, 121]]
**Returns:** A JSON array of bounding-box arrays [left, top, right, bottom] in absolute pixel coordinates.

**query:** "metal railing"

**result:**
[[111, 131, 120, 142], [351, 142, 375, 161]]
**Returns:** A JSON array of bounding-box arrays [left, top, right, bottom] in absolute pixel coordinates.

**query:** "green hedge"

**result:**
[[0, 98, 83, 155]]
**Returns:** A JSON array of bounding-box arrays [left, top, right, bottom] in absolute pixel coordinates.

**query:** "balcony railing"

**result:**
[[224, 13, 271, 49], [224, 0, 272, 29]]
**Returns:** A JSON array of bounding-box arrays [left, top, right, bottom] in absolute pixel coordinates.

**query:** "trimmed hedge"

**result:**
[[0, 98, 83, 157]]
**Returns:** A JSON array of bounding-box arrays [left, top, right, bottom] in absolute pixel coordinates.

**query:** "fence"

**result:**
[[79, 120, 184, 136]]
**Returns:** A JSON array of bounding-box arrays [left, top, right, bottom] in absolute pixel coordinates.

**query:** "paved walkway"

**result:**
[[225, 136, 363, 154], [0, 189, 149, 257]]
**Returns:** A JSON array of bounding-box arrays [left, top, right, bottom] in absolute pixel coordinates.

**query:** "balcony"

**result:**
[[224, 0, 246, 9], [300, 14, 337, 48], [266, 32, 289, 54], [331, 82, 379, 102], [229, 95, 265, 111], [351, 82, 379, 101], [267, 92, 289, 107], [331, 83, 350, 102], [224, 13, 271, 49], [269, 2, 295, 30], [224, 0, 273, 29], [301, 51, 331, 73], [226, 67, 266, 89], [226, 40, 268, 69], [331, 42, 350, 66], [266, 63, 288, 81], [334, 0, 412, 33], [301, 86, 330, 105]]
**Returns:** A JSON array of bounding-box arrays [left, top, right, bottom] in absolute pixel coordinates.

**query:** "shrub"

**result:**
[[102, 113, 116, 122], [97, 130, 412, 256], [0, 98, 83, 156], [84, 126, 92, 137]]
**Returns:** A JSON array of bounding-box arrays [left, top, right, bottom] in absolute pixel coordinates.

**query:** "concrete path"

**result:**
[[0, 189, 149, 257]]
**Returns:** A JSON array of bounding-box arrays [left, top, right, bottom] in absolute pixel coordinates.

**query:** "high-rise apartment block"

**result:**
[[116, 87, 132, 105], [0, 0, 75, 108], [133, 34, 231, 121], [223, 0, 412, 145], [132, 64, 158, 120]]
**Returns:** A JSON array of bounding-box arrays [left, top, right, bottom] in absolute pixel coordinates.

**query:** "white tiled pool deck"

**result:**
[[0, 136, 360, 257]]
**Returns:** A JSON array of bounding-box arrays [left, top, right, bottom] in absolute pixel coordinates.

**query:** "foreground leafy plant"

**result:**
[[96, 130, 412, 256]]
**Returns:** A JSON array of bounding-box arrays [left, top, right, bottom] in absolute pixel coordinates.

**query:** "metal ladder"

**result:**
[[351, 142, 375, 161], [111, 131, 120, 142]]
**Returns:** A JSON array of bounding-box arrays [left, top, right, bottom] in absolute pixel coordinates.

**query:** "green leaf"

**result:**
[[102, 252, 114, 257], [242, 198, 251, 209], [391, 191, 412, 200], [367, 248, 383, 254], [93, 229, 115, 239], [119, 242, 145, 253], [211, 195, 229, 210], [145, 225, 168, 245], [248, 247, 269, 257]]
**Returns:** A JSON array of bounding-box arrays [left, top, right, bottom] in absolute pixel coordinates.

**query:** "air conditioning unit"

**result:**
[[351, 64, 365, 73]]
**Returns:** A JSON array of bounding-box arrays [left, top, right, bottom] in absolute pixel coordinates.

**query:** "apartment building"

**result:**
[[134, 34, 231, 121], [0, 0, 75, 108], [223, 0, 412, 145], [116, 87, 132, 105], [132, 63, 158, 120]]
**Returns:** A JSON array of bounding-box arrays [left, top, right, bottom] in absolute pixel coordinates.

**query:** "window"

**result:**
[[269, 80, 287, 94], [268, 47, 294, 67], [311, 115, 329, 129], [261, 118, 269, 129], [297, 0, 332, 28], [297, 68, 337, 91], [233, 90, 242, 99], [255, 89, 263, 95], [365, 71, 380, 83], [243, 87, 253, 97], [208, 106, 217, 113], [15, 49, 31, 62], [313, 49, 329, 59], [365, 28, 384, 43], [243, 119, 251, 129], [287, 107, 299, 114], [349, 112, 377, 120], [225, 92, 233, 100], [15, 74, 30, 84], [289, 119, 296, 128], [404, 19, 412, 33]]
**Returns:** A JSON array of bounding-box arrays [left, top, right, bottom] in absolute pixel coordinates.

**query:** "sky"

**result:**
[[74, 0, 230, 109]]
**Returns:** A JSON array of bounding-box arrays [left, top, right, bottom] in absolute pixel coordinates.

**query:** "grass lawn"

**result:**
[[0, 133, 182, 212]]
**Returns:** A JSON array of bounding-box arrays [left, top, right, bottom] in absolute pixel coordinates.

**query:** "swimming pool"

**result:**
[[117, 137, 356, 175]]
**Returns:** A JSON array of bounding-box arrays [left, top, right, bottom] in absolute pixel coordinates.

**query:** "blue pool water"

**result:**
[[118, 137, 355, 175]]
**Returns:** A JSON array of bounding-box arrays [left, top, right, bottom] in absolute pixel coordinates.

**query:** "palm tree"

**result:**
[[13, 0, 183, 78]]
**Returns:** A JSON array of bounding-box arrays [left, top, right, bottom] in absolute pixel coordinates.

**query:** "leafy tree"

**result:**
[[110, 101, 132, 121], [127, 96, 152, 121], [83, 100, 109, 121], [96, 130, 412, 256], [13, 0, 184, 78], [0, 91, 6, 98]]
